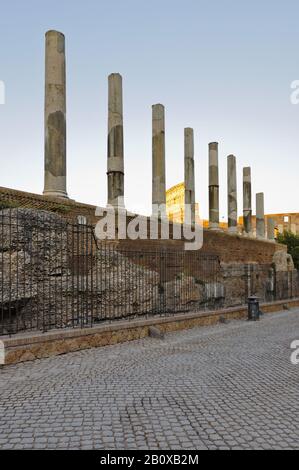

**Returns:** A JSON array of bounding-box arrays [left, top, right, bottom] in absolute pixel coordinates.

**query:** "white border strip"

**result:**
[[0, 340, 5, 365]]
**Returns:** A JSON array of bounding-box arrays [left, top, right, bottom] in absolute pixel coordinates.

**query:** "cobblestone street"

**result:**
[[0, 309, 299, 450]]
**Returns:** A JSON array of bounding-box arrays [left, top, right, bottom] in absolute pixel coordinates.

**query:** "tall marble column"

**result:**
[[152, 104, 166, 215], [267, 217, 276, 242], [107, 73, 124, 207], [227, 155, 238, 233], [209, 142, 219, 229], [243, 167, 252, 235], [184, 128, 195, 225], [43, 30, 68, 198], [256, 192, 265, 239]]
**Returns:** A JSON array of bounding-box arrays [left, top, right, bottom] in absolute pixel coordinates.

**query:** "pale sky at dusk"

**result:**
[[0, 0, 298, 219]]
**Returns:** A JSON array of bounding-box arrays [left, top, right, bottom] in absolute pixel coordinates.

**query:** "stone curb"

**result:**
[[1, 298, 299, 365]]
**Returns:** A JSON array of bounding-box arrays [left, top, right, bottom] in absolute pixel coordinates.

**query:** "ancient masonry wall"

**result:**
[[0, 186, 286, 265], [0, 201, 297, 335]]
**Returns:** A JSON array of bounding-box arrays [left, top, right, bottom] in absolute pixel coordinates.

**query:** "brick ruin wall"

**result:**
[[0, 187, 297, 334], [0, 186, 287, 264]]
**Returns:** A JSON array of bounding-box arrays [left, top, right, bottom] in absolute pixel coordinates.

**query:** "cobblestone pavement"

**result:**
[[0, 309, 299, 450]]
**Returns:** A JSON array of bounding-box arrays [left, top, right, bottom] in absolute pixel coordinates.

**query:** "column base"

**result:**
[[209, 223, 220, 231], [243, 231, 253, 238], [43, 190, 69, 199], [107, 196, 125, 209]]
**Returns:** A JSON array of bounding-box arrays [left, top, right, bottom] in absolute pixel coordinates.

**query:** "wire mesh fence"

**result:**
[[0, 208, 298, 336]]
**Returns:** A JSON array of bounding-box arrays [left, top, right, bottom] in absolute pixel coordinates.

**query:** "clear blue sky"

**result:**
[[0, 0, 298, 218]]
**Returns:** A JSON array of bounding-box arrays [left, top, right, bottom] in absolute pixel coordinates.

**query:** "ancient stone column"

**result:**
[[107, 73, 124, 207], [243, 167, 252, 235], [256, 192, 265, 239], [184, 128, 195, 225], [209, 142, 219, 229], [43, 30, 68, 198], [267, 217, 276, 242], [227, 155, 238, 233], [152, 104, 166, 216]]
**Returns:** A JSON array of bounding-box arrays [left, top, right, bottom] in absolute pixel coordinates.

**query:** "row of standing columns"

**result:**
[[42, 30, 274, 240], [206, 142, 274, 239]]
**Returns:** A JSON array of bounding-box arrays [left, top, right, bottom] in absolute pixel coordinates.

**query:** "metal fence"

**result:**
[[0, 209, 298, 336]]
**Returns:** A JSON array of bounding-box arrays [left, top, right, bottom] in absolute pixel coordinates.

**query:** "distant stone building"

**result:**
[[238, 213, 299, 237], [166, 183, 200, 224], [166, 182, 228, 229], [166, 184, 299, 236], [269, 214, 299, 236]]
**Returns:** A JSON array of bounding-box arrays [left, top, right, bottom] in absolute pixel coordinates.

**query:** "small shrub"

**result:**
[[277, 231, 299, 269], [0, 199, 20, 210]]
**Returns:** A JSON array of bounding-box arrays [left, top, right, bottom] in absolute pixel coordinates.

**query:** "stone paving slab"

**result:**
[[0, 309, 299, 450]]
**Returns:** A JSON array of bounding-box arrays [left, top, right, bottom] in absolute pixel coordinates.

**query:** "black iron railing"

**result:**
[[0, 208, 298, 336]]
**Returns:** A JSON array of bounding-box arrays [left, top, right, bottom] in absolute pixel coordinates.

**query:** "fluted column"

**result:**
[[107, 73, 124, 207], [209, 142, 219, 229], [227, 155, 238, 233], [184, 128, 195, 225], [43, 30, 68, 198], [152, 104, 166, 216], [256, 192, 265, 239], [243, 167, 252, 235]]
